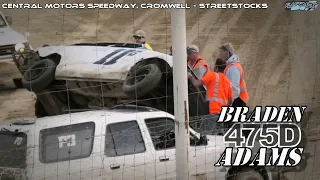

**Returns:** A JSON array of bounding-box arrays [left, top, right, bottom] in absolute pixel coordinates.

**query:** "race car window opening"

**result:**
[[105, 120, 146, 157], [71, 43, 143, 49], [0, 131, 27, 168], [39, 122, 95, 163], [144, 118, 201, 150]]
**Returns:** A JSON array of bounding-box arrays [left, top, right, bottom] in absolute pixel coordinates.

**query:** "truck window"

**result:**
[[39, 122, 95, 163], [0, 131, 27, 168], [145, 118, 176, 150], [105, 120, 146, 157], [145, 118, 202, 150]]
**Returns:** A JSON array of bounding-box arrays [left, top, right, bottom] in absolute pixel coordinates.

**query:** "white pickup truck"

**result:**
[[0, 11, 29, 62], [0, 105, 274, 180], [0, 11, 30, 88]]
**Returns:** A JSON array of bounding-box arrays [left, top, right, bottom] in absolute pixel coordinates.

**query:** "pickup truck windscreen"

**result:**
[[0, 130, 27, 168]]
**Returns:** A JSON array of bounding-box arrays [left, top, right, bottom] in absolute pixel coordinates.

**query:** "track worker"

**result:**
[[219, 43, 249, 107], [187, 68, 233, 134], [133, 30, 153, 50], [187, 45, 209, 79], [214, 58, 227, 73]]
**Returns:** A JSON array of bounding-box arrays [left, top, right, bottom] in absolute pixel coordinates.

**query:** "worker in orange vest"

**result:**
[[187, 61, 233, 134], [214, 58, 235, 130], [219, 43, 249, 107], [187, 45, 209, 79]]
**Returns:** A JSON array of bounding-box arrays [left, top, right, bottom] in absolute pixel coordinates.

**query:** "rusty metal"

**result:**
[[184, 100, 189, 133]]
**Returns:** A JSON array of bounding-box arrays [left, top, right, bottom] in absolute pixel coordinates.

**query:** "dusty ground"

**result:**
[[0, 0, 319, 179]]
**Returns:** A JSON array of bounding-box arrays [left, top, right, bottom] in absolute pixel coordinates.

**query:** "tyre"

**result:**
[[22, 58, 56, 93], [229, 167, 264, 180], [122, 64, 162, 98]]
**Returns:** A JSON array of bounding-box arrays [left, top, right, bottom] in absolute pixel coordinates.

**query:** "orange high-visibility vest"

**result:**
[[224, 62, 249, 104], [188, 56, 210, 91], [187, 56, 209, 78], [204, 72, 233, 114]]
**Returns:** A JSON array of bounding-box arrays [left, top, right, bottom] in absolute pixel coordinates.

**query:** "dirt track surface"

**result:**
[[0, 0, 320, 179]]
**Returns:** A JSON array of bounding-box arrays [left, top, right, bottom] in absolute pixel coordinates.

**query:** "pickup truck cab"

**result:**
[[0, 11, 31, 88], [0, 105, 274, 180], [0, 11, 29, 62]]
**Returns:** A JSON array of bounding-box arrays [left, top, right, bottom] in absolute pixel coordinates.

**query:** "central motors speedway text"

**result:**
[[2, 3, 268, 9]]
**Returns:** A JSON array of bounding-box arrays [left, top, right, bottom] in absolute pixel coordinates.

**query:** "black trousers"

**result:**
[[232, 97, 247, 107], [229, 97, 249, 137], [228, 97, 246, 124]]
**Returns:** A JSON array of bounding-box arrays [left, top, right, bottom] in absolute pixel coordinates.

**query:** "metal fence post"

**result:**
[[171, 0, 190, 179]]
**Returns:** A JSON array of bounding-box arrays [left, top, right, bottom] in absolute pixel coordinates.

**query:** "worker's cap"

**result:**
[[187, 45, 199, 53], [219, 43, 234, 54], [133, 30, 146, 38]]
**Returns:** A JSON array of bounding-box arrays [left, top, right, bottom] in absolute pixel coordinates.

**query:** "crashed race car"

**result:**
[[12, 42, 209, 119]]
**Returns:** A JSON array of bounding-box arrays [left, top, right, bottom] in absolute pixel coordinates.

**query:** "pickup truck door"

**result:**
[[141, 116, 226, 180], [189, 136, 226, 180], [102, 117, 154, 180], [140, 117, 177, 180]]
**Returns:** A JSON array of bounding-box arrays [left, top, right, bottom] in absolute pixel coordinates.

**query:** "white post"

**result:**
[[170, 0, 190, 179]]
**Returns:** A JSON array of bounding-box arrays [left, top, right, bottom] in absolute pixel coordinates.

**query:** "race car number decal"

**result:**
[[93, 49, 124, 64], [94, 49, 142, 65]]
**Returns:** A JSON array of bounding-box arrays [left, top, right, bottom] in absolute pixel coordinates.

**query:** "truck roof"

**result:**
[[4, 105, 175, 129]]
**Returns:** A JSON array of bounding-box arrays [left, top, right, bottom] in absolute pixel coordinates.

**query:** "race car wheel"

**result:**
[[22, 58, 56, 93], [122, 64, 162, 98], [228, 167, 265, 180]]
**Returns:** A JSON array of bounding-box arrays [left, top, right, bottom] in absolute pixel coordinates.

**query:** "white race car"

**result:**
[[12, 43, 209, 121]]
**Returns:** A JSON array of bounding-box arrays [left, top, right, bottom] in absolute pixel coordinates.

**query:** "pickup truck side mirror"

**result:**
[[5, 16, 12, 25]]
